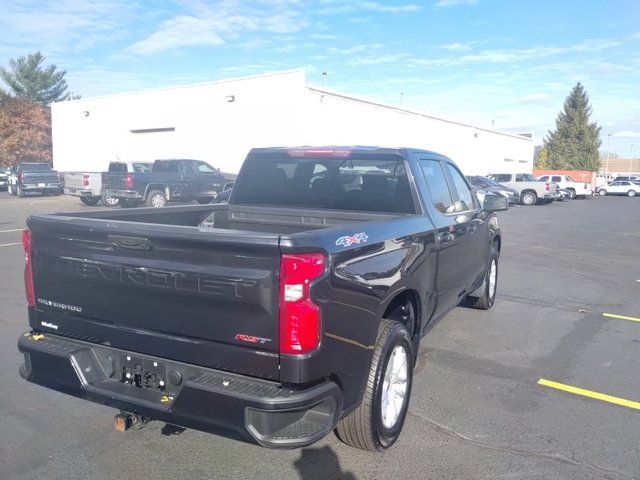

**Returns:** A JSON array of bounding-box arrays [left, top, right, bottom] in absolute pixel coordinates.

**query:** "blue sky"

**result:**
[[1, 0, 639, 154]]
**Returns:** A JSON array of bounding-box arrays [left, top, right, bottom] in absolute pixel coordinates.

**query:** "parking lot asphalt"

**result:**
[[0, 192, 638, 480]]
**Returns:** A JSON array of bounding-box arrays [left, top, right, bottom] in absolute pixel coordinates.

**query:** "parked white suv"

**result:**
[[537, 174, 592, 198], [598, 181, 640, 197]]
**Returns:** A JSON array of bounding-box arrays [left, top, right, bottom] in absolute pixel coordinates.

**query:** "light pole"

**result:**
[[605, 133, 611, 175]]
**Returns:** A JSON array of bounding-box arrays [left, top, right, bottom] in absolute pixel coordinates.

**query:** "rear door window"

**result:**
[[445, 163, 476, 212], [418, 160, 455, 214], [493, 174, 512, 183]]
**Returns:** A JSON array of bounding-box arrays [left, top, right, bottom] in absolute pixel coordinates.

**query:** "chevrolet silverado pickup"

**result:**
[[65, 162, 152, 207], [7, 163, 62, 197], [18, 146, 506, 451], [102, 158, 226, 207]]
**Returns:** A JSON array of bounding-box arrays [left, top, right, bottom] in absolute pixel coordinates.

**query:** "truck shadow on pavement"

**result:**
[[294, 445, 357, 480]]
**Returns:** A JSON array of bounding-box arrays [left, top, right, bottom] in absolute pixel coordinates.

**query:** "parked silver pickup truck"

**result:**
[[65, 161, 151, 207], [488, 173, 557, 206]]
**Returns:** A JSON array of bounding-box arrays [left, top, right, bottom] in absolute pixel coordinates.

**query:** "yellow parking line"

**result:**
[[603, 313, 640, 323], [0, 242, 21, 247], [538, 378, 640, 410], [0, 228, 23, 233]]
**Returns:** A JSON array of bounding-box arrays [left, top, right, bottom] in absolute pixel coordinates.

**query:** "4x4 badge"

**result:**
[[336, 232, 369, 247]]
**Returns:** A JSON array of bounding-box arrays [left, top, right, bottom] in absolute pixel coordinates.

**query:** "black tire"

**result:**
[[598, 189, 607, 196], [567, 189, 576, 199], [146, 190, 167, 207], [80, 196, 101, 206], [335, 319, 413, 451], [521, 191, 537, 206], [465, 247, 498, 310], [120, 199, 141, 208], [101, 195, 120, 207], [627, 190, 637, 197]]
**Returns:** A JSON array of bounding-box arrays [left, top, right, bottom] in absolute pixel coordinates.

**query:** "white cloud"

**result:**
[[124, 1, 306, 56], [319, 1, 420, 15], [435, 0, 478, 7], [612, 131, 640, 138], [437, 41, 477, 51]]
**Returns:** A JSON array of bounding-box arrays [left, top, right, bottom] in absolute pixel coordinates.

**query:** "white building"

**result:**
[[51, 69, 533, 175]]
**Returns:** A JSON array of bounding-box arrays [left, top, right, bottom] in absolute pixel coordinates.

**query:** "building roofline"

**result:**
[[52, 68, 306, 105], [305, 84, 534, 142]]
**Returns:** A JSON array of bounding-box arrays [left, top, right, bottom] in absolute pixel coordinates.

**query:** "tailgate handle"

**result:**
[[109, 235, 153, 251]]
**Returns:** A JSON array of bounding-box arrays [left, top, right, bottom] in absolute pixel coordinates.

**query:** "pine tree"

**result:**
[[0, 52, 71, 105], [545, 83, 601, 171]]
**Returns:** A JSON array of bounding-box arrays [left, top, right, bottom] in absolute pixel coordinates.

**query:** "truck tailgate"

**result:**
[[23, 171, 59, 184], [102, 172, 129, 189], [28, 216, 281, 380]]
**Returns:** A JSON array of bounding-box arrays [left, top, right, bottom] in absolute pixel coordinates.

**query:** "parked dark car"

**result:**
[[18, 146, 506, 452], [102, 159, 226, 207], [466, 175, 519, 204], [7, 163, 62, 197]]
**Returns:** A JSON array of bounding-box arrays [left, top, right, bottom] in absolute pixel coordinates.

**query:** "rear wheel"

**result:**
[[628, 190, 637, 197], [146, 190, 167, 207], [521, 191, 537, 206], [598, 189, 607, 196], [335, 319, 413, 451], [80, 196, 101, 206], [101, 194, 120, 207]]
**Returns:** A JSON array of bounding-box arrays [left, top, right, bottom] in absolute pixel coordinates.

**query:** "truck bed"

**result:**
[[27, 204, 407, 381]]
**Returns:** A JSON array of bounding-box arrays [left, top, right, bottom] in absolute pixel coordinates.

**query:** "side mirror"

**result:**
[[482, 192, 508, 212]]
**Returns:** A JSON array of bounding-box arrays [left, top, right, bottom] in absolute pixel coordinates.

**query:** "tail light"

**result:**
[[83, 174, 90, 187], [125, 173, 134, 189], [22, 230, 35, 308], [279, 253, 326, 355], [545, 182, 550, 191]]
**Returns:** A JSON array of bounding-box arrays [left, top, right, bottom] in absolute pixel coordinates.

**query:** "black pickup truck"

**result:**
[[18, 146, 506, 451], [102, 158, 226, 207], [7, 163, 63, 197]]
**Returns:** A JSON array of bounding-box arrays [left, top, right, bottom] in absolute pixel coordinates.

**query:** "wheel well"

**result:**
[[492, 234, 501, 255], [521, 189, 536, 195], [383, 290, 421, 339], [567, 187, 576, 192]]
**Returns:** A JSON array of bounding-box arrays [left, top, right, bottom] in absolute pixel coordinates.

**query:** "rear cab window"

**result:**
[[232, 151, 415, 214]]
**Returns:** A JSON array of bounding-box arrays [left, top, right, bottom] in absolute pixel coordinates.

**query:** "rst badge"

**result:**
[[336, 232, 368, 247]]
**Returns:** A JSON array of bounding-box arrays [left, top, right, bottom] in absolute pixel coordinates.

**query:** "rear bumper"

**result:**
[[18, 332, 342, 449], [21, 183, 62, 191], [103, 189, 142, 199], [65, 188, 97, 197]]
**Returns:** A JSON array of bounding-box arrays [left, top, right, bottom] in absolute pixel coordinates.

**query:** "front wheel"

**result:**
[[80, 196, 101, 206], [598, 189, 607, 196], [335, 319, 413, 451], [465, 248, 498, 310], [521, 191, 537, 206], [628, 190, 637, 197]]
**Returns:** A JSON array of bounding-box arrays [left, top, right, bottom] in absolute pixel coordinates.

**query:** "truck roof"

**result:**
[[249, 146, 446, 158]]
